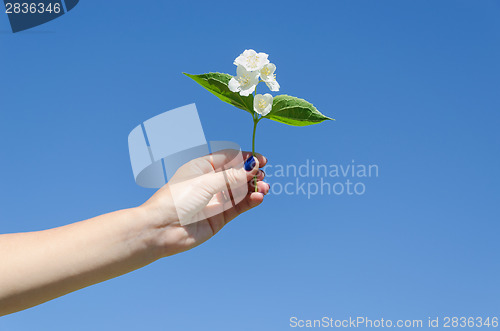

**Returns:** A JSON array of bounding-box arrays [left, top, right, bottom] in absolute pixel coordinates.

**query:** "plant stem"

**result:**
[[252, 116, 258, 192]]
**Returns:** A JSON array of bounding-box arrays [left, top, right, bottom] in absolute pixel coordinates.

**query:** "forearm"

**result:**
[[0, 207, 162, 316]]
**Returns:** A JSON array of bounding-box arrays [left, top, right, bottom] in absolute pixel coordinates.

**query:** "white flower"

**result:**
[[228, 65, 260, 96], [253, 93, 273, 116], [259, 63, 280, 91], [234, 49, 270, 72], [259, 63, 276, 82]]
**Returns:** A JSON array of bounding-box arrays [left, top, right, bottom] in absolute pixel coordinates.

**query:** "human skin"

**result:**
[[0, 151, 268, 316]]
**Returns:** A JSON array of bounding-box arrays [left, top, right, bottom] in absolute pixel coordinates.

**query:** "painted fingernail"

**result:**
[[244, 156, 256, 171]]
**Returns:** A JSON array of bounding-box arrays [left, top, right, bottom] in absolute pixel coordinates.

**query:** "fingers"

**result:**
[[200, 158, 260, 196], [200, 149, 268, 170], [175, 150, 268, 227], [255, 169, 266, 181], [220, 191, 264, 223], [247, 192, 265, 207], [201, 149, 242, 170], [258, 180, 270, 195], [221, 181, 270, 223], [245, 157, 260, 181], [249, 178, 270, 195], [202, 149, 267, 170], [203, 175, 270, 228], [227, 178, 270, 219], [241, 151, 267, 168]]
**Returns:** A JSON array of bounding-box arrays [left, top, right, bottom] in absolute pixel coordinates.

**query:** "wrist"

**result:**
[[127, 206, 166, 262], [133, 197, 180, 259]]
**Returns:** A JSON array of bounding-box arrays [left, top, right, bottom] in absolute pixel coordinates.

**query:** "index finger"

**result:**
[[201, 149, 268, 170]]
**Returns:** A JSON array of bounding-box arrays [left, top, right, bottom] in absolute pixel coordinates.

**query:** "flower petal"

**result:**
[[239, 84, 256, 96], [228, 77, 240, 92], [261, 104, 272, 116], [243, 49, 257, 57], [248, 72, 260, 85], [267, 63, 276, 74], [263, 93, 273, 104], [236, 65, 248, 77], [265, 79, 280, 92]]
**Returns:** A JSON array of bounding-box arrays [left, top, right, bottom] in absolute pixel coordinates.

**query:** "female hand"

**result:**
[[0, 149, 269, 315], [140, 149, 269, 258]]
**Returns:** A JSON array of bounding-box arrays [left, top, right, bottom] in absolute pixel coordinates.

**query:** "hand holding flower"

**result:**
[[184, 49, 333, 190]]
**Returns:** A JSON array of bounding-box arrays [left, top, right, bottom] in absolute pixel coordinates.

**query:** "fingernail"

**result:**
[[244, 156, 256, 171]]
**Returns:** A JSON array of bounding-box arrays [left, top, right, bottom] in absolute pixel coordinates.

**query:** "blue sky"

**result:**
[[1, 0, 499, 330]]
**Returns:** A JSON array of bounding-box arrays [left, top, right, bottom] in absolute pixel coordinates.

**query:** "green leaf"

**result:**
[[264, 95, 333, 126], [183, 72, 254, 114]]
